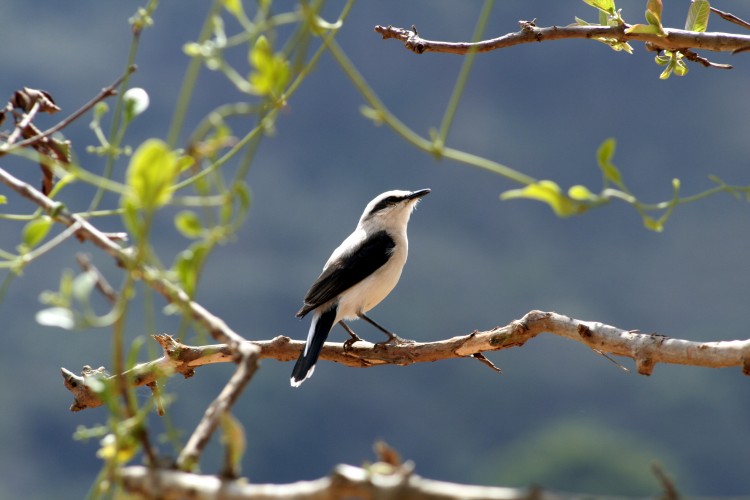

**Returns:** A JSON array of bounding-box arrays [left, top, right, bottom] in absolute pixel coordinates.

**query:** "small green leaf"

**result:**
[[22, 216, 53, 249], [643, 215, 664, 232], [501, 180, 585, 217], [121, 197, 142, 238], [568, 185, 595, 201], [233, 181, 252, 212], [673, 59, 689, 76], [248, 36, 290, 97], [655, 54, 671, 66], [222, 0, 245, 19], [596, 138, 623, 186], [175, 211, 203, 239], [173, 243, 210, 296], [625, 23, 662, 35], [659, 62, 674, 79], [125, 139, 180, 210], [685, 0, 710, 32], [220, 411, 246, 478], [582, 0, 616, 15]]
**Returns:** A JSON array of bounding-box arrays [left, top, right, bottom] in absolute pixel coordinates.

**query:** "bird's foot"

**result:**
[[343, 334, 364, 350]]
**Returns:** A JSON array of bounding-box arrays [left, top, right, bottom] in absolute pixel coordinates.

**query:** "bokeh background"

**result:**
[[2, 1, 750, 498]]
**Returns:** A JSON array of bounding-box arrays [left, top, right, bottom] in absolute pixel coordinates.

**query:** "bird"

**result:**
[[290, 188, 430, 387]]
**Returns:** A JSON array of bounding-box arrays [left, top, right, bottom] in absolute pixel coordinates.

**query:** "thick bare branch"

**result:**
[[120, 462, 544, 500], [61, 311, 750, 411], [374, 23, 750, 55]]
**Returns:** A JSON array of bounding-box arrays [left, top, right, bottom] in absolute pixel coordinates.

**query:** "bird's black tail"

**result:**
[[291, 306, 337, 387]]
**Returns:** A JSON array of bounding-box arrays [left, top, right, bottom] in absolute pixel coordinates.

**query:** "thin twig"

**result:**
[[0, 65, 137, 154], [6, 101, 40, 145], [76, 253, 118, 305], [176, 342, 260, 471], [374, 23, 750, 55], [711, 6, 750, 32]]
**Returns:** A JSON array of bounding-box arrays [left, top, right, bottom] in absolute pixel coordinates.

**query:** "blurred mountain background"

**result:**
[[1, 1, 750, 498]]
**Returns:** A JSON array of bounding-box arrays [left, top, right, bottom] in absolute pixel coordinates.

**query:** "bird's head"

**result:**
[[358, 188, 430, 230]]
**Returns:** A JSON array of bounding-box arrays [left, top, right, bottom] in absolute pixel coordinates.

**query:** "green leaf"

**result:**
[[568, 185, 596, 201], [685, 0, 710, 32], [173, 243, 210, 297], [22, 216, 53, 249], [654, 54, 671, 66], [175, 211, 203, 239], [643, 215, 664, 232], [501, 180, 585, 217], [624, 23, 662, 35], [248, 36, 290, 97], [121, 197, 142, 238], [596, 138, 623, 186], [659, 61, 674, 79], [220, 411, 246, 478], [125, 139, 180, 210], [582, 0, 616, 15], [673, 58, 689, 76], [222, 0, 245, 19]]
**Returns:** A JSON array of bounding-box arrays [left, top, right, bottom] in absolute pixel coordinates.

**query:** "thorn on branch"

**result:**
[[471, 352, 503, 373]]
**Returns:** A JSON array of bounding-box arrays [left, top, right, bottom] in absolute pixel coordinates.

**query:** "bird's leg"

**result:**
[[339, 321, 363, 350], [359, 314, 412, 345]]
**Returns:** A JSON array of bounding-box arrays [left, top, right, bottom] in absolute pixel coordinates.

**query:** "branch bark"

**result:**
[[374, 23, 750, 55], [119, 462, 545, 500], [61, 310, 750, 412]]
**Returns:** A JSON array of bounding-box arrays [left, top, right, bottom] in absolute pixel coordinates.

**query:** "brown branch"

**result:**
[[120, 462, 547, 500], [176, 342, 260, 471], [61, 311, 750, 412], [374, 23, 750, 55], [711, 7, 750, 32]]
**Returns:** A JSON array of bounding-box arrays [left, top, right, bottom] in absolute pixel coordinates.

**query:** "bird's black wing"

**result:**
[[296, 230, 395, 318]]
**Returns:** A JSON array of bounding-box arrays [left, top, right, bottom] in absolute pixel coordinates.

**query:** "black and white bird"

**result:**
[[290, 188, 430, 387]]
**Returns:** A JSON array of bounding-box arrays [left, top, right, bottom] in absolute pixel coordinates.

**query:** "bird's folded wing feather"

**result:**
[[296, 230, 395, 317]]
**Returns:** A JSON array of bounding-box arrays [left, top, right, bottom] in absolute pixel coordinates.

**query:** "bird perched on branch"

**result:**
[[291, 188, 431, 387]]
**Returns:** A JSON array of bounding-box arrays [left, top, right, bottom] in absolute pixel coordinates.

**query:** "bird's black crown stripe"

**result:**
[[368, 195, 403, 216]]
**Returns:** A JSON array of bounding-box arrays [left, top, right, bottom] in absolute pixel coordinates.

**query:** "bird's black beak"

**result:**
[[408, 188, 431, 200]]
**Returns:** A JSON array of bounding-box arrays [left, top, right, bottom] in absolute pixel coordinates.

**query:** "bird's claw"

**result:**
[[343, 335, 364, 350]]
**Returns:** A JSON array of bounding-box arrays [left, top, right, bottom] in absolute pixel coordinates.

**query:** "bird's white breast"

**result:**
[[334, 234, 408, 321]]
